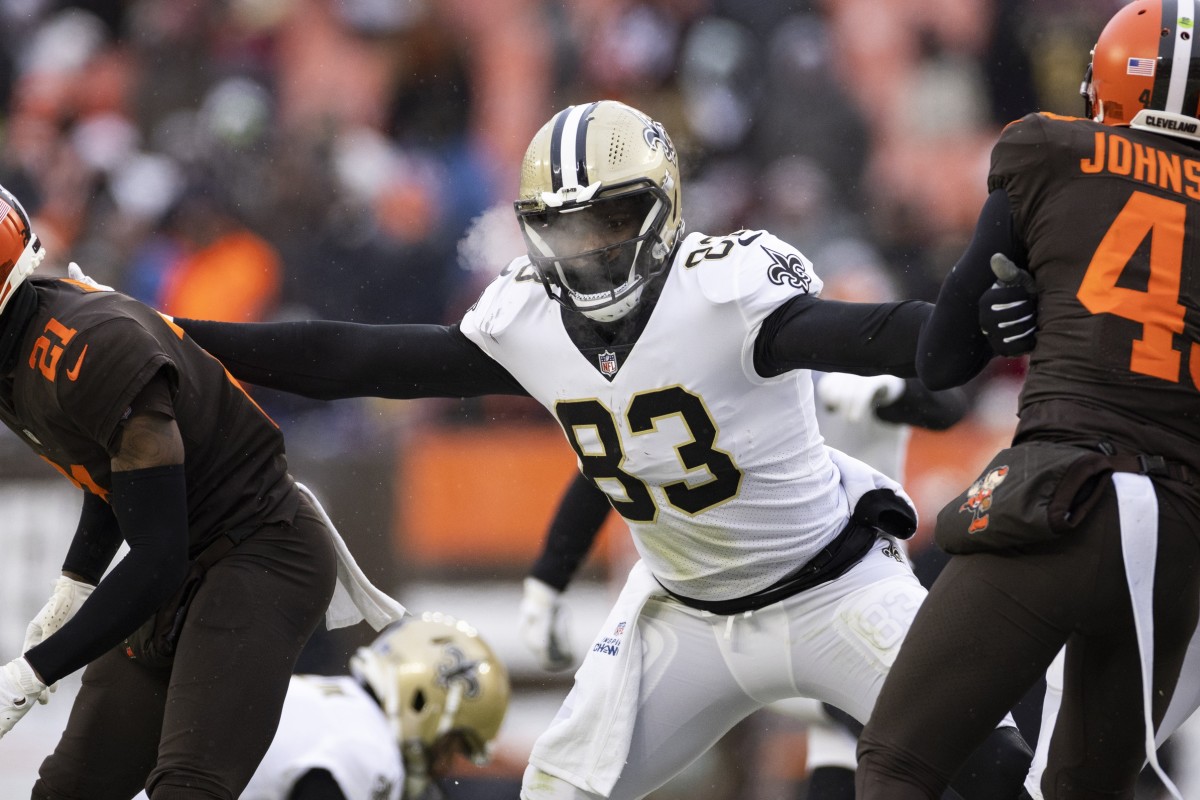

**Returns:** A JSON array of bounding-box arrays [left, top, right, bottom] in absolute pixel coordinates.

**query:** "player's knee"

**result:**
[[952, 725, 1033, 800], [522, 764, 603, 800]]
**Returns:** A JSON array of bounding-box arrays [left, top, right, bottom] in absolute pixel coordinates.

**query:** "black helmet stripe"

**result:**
[[1150, 0, 1200, 115], [548, 102, 599, 193]]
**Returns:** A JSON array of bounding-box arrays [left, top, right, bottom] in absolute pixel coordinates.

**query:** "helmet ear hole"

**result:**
[[411, 689, 427, 713]]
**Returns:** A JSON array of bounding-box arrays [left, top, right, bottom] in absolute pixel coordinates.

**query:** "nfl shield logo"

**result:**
[[598, 350, 619, 376]]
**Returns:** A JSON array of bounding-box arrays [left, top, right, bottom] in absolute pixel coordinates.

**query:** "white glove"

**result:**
[[66, 262, 113, 291], [23, 576, 94, 703], [519, 577, 576, 672], [0, 658, 47, 739], [816, 373, 906, 424]]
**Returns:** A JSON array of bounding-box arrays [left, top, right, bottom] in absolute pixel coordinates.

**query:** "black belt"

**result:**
[[663, 519, 881, 616], [1109, 453, 1192, 484]]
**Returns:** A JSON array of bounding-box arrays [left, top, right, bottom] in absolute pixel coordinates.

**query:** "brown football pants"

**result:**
[[31, 492, 338, 800], [856, 476, 1200, 800]]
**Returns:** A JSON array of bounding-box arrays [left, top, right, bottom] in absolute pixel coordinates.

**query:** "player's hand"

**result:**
[[0, 658, 47, 738], [519, 577, 576, 672], [979, 253, 1037, 356], [23, 576, 94, 703], [66, 262, 113, 291], [816, 373, 905, 424]]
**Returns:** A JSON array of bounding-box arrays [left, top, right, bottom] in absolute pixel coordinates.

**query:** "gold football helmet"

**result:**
[[1083, 0, 1200, 140], [350, 612, 510, 796], [0, 184, 44, 315], [514, 100, 684, 323]]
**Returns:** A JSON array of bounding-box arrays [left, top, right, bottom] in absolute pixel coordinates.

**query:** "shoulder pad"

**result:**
[[461, 256, 547, 340], [678, 230, 821, 305]]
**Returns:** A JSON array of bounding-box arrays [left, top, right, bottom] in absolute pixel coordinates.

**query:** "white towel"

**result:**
[[825, 445, 918, 528], [1113, 472, 1181, 800], [529, 560, 665, 796], [295, 483, 408, 631]]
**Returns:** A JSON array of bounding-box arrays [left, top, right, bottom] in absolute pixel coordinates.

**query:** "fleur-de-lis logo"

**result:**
[[437, 645, 482, 699], [763, 246, 812, 291], [642, 120, 678, 165]]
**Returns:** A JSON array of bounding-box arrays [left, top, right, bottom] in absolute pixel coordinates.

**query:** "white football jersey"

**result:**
[[240, 675, 402, 800], [461, 229, 853, 601]]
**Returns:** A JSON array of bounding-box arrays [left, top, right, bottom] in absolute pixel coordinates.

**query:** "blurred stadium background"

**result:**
[[1, 0, 1199, 797]]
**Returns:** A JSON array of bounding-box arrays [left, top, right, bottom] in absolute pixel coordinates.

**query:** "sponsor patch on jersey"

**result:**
[[958, 465, 1009, 533], [598, 350, 619, 376], [592, 619, 627, 657], [1127, 57, 1156, 77]]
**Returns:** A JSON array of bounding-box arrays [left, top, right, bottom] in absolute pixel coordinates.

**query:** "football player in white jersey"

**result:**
[[238, 613, 508, 800], [167, 100, 1031, 799], [518, 369, 970, 800]]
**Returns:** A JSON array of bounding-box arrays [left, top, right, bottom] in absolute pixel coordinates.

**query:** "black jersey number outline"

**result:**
[[684, 234, 735, 268], [556, 386, 743, 522]]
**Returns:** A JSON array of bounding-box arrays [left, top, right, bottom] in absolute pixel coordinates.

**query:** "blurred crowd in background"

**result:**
[[0, 0, 1163, 796], [0, 0, 1119, 339], [0, 0, 1125, 422]]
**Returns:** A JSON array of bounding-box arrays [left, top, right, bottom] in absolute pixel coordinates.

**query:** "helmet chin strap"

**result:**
[[579, 285, 643, 323]]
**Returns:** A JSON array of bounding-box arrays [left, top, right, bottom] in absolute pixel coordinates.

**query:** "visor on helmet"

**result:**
[[518, 184, 668, 322]]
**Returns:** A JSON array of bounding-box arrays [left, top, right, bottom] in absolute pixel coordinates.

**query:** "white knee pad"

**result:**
[[522, 764, 604, 800]]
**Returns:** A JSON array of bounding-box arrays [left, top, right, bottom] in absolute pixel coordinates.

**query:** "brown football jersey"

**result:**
[[991, 112, 1200, 469], [0, 278, 297, 552]]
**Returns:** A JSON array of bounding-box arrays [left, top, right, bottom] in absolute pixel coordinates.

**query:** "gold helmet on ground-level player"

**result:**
[[1082, 0, 1200, 141], [514, 100, 685, 323], [349, 612, 511, 797], [0, 184, 45, 316]]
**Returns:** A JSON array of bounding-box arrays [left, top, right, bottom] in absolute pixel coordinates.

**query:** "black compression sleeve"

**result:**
[[754, 296, 931, 378], [875, 379, 970, 431], [176, 319, 527, 399], [917, 188, 1024, 389], [25, 464, 190, 684], [288, 769, 348, 800], [61, 491, 123, 585], [530, 473, 613, 591]]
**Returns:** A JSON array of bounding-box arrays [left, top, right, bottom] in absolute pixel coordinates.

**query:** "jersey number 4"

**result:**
[[1077, 190, 1199, 387], [556, 386, 743, 522]]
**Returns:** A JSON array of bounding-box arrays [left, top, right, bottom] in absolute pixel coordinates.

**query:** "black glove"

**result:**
[[979, 253, 1037, 356]]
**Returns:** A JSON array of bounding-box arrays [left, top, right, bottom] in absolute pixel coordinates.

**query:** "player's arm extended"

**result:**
[[24, 373, 190, 686], [175, 319, 527, 399], [916, 188, 1026, 390], [753, 295, 930, 379]]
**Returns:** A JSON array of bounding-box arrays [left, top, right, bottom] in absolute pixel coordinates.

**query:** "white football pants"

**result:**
[[522, 538, 924, 800]]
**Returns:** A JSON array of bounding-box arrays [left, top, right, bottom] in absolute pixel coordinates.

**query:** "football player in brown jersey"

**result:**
[[0, 183, 341, 800], [857, 2, 1200, 797]]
